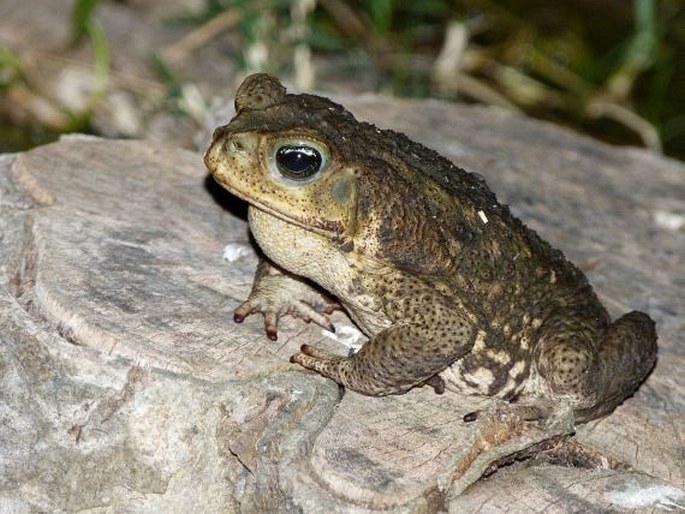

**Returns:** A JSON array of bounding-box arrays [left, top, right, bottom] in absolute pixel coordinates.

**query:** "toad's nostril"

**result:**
[[225, 133, 255, 154], [227, 138, 243, 152]]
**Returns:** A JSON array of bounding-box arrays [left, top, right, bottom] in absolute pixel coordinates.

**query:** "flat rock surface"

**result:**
[[1, 96, 684, 513]]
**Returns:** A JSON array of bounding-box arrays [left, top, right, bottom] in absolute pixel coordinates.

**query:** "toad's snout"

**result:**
[[204, 130, 259, 181]]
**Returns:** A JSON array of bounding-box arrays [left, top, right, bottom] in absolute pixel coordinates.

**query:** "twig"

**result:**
[[586, 99, 662, 153], [162, 9, 242, 63]]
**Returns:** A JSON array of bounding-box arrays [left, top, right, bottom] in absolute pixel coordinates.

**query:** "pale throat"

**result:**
[[247, 206, 352, 294]]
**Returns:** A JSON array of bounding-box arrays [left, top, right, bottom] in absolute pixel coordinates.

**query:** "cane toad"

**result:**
[[204, 73, 657, 422]]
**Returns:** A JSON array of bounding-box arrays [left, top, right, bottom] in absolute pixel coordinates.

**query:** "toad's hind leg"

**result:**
[[291, 320, 476, 396], [535, 310, 657, 423]]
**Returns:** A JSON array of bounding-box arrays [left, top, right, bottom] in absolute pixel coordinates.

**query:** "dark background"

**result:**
[[1, 0, 683, 162]]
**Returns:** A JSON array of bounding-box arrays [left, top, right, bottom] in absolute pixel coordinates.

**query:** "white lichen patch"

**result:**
[[322, 324, 365, 353], [605, 483, 685, 510], [653, 209, 685, 231], [222, 243, 253, 262]]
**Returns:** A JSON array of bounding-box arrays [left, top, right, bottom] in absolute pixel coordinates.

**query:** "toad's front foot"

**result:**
[[235, 260, 339, 340]]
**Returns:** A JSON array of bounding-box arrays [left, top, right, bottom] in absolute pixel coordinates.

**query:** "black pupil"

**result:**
[[275, 145, 322, 179]]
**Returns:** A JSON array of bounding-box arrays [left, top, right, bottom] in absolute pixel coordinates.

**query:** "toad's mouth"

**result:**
[[217, 181, 344, 241]]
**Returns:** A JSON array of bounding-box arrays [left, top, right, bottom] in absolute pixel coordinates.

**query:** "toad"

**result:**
[[204, 73, 657, 422]]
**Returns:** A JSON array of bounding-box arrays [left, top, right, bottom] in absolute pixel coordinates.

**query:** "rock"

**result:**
[[1, 94, 683, 513]]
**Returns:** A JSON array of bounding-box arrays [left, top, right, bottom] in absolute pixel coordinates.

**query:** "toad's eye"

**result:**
[[275, 144, 323, 180]]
